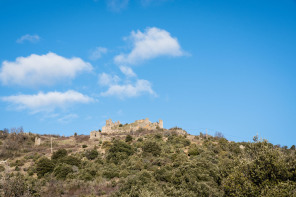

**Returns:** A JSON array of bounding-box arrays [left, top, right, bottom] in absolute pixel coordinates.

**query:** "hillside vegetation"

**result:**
[[0, 128, 295, 197]]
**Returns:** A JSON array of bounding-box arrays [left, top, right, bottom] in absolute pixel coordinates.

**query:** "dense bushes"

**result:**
[[222, 140, 296, 196], [1, 174, 31, 196], [167, 134, 191, 147], [0, 128, 36, 159], [103, 163, 120, 179], [60, 155, 81, 166], [188, 144, 203, 156], [142, 141, 161, 156], [54, 164, 73, 180], [125, 135, 133, 142], [36, 157, 55, 177], [0, 130, 295, 196], [107, 140, 134, 164], [85, 149, 99, 160], [51, 149, 67, 161]]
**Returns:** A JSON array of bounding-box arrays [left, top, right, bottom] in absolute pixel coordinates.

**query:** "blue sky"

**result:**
[[0, 0, 295, 146]]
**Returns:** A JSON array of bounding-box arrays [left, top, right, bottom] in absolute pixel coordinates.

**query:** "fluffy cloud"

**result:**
[[98, 73, 120, 86], [90, 47, 108, 60], [114, 27, 184, 65], [16, 34, 40, 43], [101, 79, 156, 98], [2, 90, 94, 113], [0, 52, 92, 87], [119, 66, 136, 77]]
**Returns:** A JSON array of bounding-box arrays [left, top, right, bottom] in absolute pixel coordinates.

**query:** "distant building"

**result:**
[[90, 118, 163, 139]]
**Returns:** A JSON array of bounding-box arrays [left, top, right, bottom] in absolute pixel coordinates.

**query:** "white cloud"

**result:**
[[106, 0, 129, 11], [2, 90, 94, 113], [114, 27, 184, 65], [0, 52, 92, 87], [119, 66, 136, 77], [90, 47, 108, 60], [16, 34, 40, 44], [98, 73, 120, 86], [101, 79, 156, 98], [58, 113, 79, 123]]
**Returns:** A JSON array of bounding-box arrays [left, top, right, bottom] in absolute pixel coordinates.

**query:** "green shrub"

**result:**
[[82, 144, 88, 148], [79, 171, 94, 181], [85, 149, 99, 160], [107, 140, 134, 164], [143, 141, 161, 156], [125, 135, 133, 142], [119, 169, 129, 178], [138, 170, 153, 184], [103, 164, 119, 179], [95, 157, 104, 164], [154, 168, 171, 182], [1, 174, 31, 197], [32, 153, 42, 162], [168, 135, 191, 147], [60, 156, 81, 166], [36, 157, 55, 177], [0, 165, 5, 172], [154, 133, 163, 140], [102, 141, 112, 149], [27, 167, 35, 176], [51, 149, 67, 160], [188, 145, 202, 156], [54, 164, 73, 180]]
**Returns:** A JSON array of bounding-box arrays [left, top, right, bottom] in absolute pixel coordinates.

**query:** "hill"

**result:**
[[0, 127, 295, 197]]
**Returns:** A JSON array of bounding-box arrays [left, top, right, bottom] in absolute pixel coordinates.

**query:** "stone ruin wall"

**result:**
[[35, 137, 41, 146], [90, 118, 164, 139]]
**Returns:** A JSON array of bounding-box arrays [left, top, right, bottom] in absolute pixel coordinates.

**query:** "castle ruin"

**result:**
[[90, 118, 163, 139], [35, 137, 41, 146]]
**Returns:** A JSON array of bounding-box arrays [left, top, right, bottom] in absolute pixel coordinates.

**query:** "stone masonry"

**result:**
[[90, 118, 163, 139], [35, 137, 41, 146]]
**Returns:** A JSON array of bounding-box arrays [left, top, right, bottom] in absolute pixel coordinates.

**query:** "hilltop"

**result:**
[[0, 126, 295, 197]]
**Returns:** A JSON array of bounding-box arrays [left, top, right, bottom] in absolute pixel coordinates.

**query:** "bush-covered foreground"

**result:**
[[0, 128, 295, 196]]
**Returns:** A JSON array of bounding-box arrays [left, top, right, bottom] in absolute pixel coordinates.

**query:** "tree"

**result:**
[[215, 131, 224, 138]]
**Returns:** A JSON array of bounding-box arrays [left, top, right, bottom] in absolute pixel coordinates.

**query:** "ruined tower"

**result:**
[[35, 137, 41, 146], [159, 119, 163, 128]]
